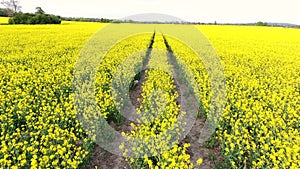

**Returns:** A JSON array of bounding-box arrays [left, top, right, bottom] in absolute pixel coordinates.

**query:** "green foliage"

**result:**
[[204, 134, 218, 149], [256, 21, 268, 26], [35, 7, 45, 14], [9, 12, 61, 24], [208, 153, 230, 169]]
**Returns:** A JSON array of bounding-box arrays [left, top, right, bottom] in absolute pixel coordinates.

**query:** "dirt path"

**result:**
[[163, 34, 224, 169], [84, 33, 155, 169], [84, 32, 224, 169]]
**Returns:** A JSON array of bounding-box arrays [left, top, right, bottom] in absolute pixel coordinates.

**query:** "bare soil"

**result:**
[[84, 48, 151, 169], [84, 144, 131, 169], [182, 118, 224, 169]]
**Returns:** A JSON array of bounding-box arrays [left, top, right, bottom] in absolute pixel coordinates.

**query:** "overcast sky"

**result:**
[[3, 0, 300, 24]]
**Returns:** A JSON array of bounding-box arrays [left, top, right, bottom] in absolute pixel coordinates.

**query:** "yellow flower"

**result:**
[[196, 158, 203, 165]]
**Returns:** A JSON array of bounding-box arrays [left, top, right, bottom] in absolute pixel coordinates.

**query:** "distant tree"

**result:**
[[0, 8, 4, 16], [256, 21, 268, 26], [0, 7, 13, 16], [100, 17, 113, 23], [35, 7, 45, 14], [256, 21, 262, 26], [0, 0, 21, 15]]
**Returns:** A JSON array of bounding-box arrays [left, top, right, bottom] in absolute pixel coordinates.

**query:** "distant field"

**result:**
[[0, 22, 299, 168], [0, 17, 9, 24]]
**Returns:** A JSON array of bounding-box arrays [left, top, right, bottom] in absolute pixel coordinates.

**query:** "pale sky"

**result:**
[[3, 0, 300, 24]]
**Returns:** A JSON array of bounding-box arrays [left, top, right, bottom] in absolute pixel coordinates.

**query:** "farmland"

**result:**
[[0, 21, 105, 168], [0, 17, 8, 24], [0, 21, 299, 169], [199, 26, 300, 168]]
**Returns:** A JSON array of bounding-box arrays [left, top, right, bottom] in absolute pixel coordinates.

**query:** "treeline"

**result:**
[[256, 21, 268, 26], [7, 7, 61, 24], [9, 13, 61, 24], [61, 17, 113, 23]]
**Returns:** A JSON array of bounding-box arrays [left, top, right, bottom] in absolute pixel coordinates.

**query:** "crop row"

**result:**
[[120, 33, 202, 168]]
